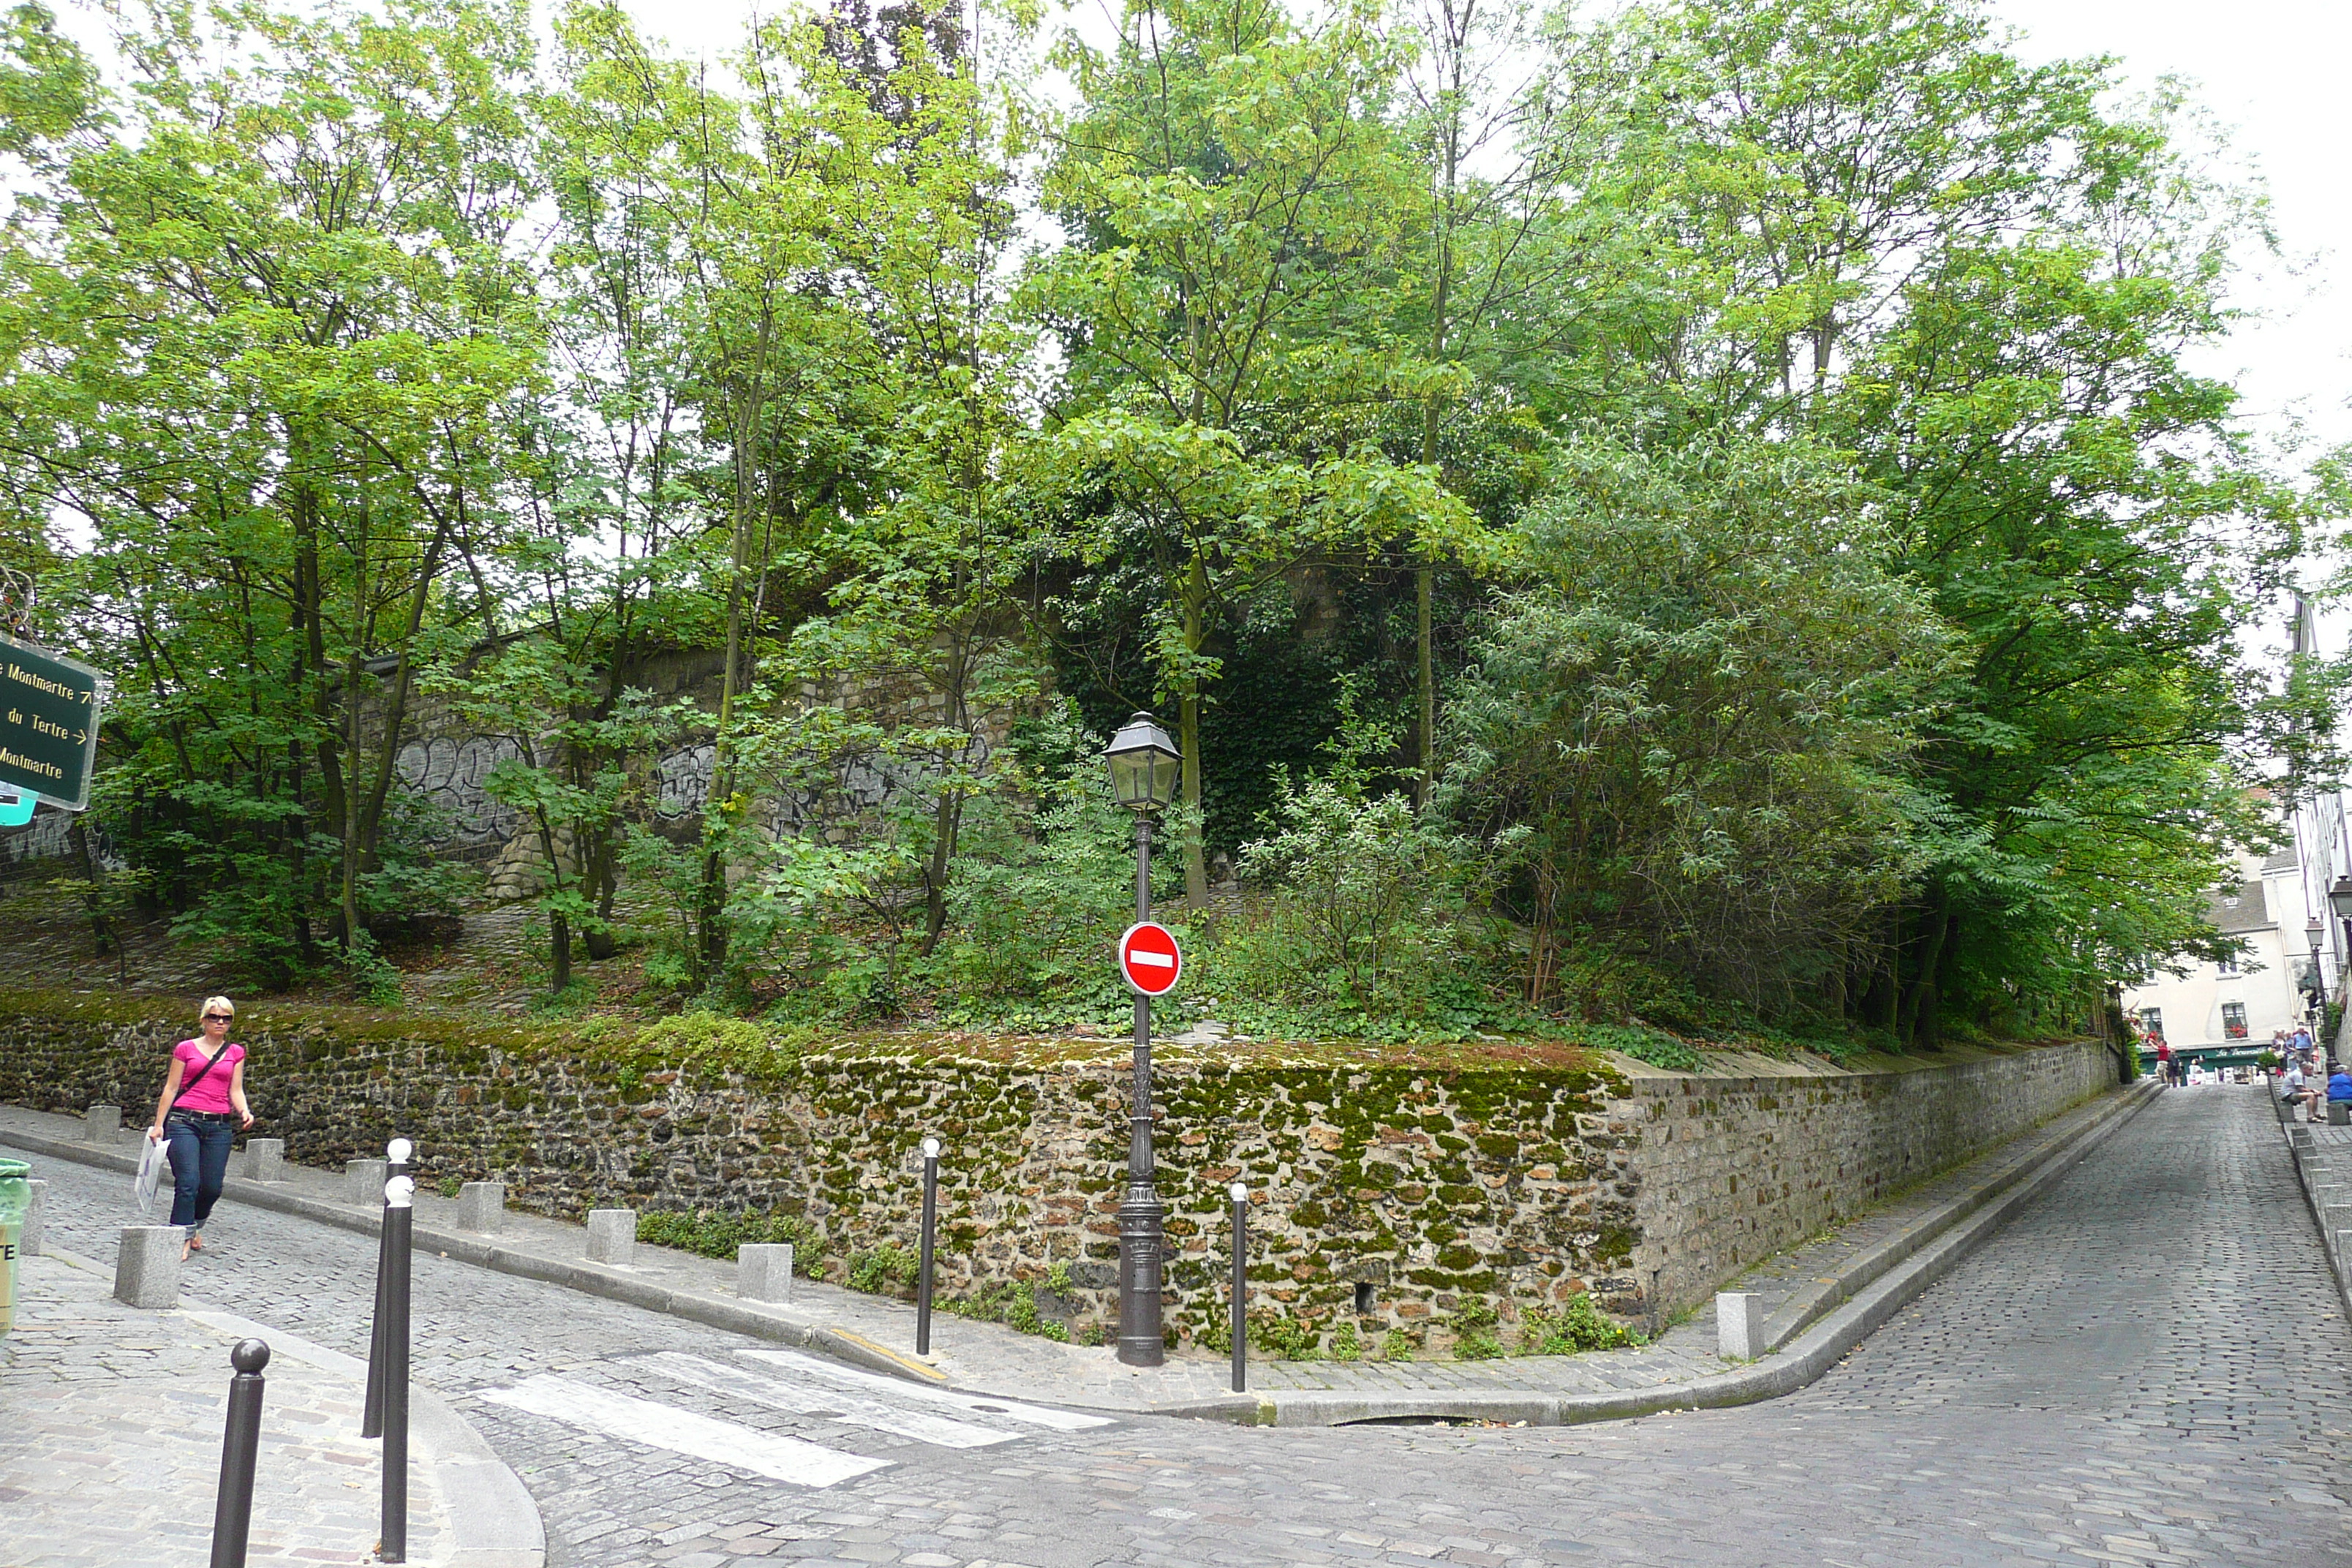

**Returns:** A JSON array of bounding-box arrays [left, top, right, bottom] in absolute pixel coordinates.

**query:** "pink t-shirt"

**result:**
[[170, 1038, 246, 1115]]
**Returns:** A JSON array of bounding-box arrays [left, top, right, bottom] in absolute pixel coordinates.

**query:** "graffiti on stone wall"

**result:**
[[0, 809, 120, 886], [394, 736, 523, 847], [650, 735, 993, 835], [654, 744, 715, 821]]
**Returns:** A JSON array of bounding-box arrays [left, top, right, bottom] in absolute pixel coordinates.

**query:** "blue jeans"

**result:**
[[164, 1113, 235, 1229]]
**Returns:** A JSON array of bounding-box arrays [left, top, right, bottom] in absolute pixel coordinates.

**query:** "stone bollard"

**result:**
[[246, 1139, 286, 1183], [346, 1158, 388, 1207], [21, 1179, 45, 1257], [113, 1225, 182, 1308], [2332, 1101, 2351, 1126], [739, 1244, 795, 1305], [1716, 1292, 1766, 1360], [83, 1104, 120, 1144], [457, 1182, 505, 1232], [585, 1209, 636, 1267], [2326, 1205, 2352, 1256]]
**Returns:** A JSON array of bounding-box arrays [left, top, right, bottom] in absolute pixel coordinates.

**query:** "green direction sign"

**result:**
[[0, 633, 101, 811]]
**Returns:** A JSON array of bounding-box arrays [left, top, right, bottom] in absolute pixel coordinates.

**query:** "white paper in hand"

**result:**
[[133, 1133, 167, 1217]]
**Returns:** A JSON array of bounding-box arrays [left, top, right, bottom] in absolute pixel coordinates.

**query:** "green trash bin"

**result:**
[[0, 1156, 27, 1339]]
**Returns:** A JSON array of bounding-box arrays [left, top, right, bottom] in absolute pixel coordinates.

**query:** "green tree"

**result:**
[[0, 0, 541, 980], [1028, 0, 1469, 905]]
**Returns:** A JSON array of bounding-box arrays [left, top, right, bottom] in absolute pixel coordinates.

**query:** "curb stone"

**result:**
[[34, 1242, 548, 1567], [2280, 1113, 2352, 1319], [1150, 1078, 2160, 1426]]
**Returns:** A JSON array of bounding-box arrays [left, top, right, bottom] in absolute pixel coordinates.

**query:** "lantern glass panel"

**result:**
[[1109, 749, 1151, 809], [2332, 878, 2352, 923]]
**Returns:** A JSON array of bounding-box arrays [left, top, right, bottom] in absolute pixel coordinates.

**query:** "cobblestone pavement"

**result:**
[[0, 1248, 448, 1566], [12, 1085, 2352, 1567]]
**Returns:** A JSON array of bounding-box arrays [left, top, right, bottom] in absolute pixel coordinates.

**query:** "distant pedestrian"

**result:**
[[2283, 1060, 2319, 1121], [2155, 1039, 2174, 1086], [144, 995, 253, 1260]]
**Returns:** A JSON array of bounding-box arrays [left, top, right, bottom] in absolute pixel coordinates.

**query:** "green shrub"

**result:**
[[1330, 1319, 1361, 1362], [636, 1207, 818, 1269], [1450, 1298, 1504, 1360], [1379, 1328, 1417, 1362], [946, 1278, 1069, 1342], [1520, 1293, 1637, 1355], [845, 1243, 919, 1295], [1247, 1312, 1322, 1360]]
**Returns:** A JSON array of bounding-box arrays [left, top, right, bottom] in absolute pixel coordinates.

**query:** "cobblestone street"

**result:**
[[9, 1083, 2351, 1567]]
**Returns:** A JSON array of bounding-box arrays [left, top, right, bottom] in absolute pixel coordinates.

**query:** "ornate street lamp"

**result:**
[[1104, 712, 1180, 1367]]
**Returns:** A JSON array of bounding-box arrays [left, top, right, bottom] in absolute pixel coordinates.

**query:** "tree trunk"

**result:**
[[1898, 892, 1950, 1049], [1179, 551, 1210, 909], [698, 310, 775, 983], [535, 807, 572, 995]]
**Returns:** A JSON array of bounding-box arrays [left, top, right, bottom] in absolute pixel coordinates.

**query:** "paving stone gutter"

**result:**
[[4, 1080, 2156, 1430]]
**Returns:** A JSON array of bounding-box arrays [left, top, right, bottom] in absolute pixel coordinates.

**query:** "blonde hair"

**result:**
[[200, 995, 235, 1022]]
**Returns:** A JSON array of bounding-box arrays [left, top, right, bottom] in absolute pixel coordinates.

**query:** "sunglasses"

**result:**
[[203, 1014, 232, 1022]]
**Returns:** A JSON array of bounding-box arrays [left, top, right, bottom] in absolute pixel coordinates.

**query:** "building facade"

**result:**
[[2122, 845, 2323, 1064]]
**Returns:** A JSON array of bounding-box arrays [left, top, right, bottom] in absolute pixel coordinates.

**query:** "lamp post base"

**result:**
[[1116, 1185, 1166, 1367]]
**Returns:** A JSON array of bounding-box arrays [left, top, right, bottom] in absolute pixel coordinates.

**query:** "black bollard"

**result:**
[[380, 1174, 415, 1564], [916, 1136, 940, 1357], [1229, 1180, 1248, 1394], [363, 1137, 412, 1439], [209, 1338, 270, 1568]]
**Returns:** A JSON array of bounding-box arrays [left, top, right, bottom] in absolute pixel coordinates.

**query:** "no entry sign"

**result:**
[[1119, 921, 1183, 997]]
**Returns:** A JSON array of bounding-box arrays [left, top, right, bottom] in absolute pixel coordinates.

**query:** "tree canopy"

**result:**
[[0, 0, 2326, 1049]]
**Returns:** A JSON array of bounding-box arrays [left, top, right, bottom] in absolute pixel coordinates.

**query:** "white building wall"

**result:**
[[2122, 848, 2314, 1052]]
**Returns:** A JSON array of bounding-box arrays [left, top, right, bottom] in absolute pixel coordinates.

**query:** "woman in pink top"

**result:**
[[145, 995, 254, 1257]]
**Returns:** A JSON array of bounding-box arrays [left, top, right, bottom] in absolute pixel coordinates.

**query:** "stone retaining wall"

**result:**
[[1624, 1042, 2117, 1312], [0, 1002, 2114, 1355]]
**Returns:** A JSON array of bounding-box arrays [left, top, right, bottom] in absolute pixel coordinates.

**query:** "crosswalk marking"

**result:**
[[736, 1348, 1115, 1432], [634, 1351, 1020, 1450], [478, 1374, 892, 1488]]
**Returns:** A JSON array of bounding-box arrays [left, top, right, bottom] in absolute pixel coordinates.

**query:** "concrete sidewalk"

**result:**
[[1, 1244, 468, 1566], [2, 1077, 2154, 1428]]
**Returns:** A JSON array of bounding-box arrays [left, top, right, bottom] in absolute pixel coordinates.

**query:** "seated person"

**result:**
[[2283, 1063, 2315, 1115], [2329, 1066, 2352, 1104]]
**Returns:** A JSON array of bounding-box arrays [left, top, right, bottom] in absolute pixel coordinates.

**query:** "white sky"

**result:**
[[1981, 0, 2352, 459]]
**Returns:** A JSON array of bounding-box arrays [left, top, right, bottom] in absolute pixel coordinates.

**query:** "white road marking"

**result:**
[[478, 1374, 890, 1487], [635, 1352, 1019, 1450], [735, 1348, 1115, 1432]]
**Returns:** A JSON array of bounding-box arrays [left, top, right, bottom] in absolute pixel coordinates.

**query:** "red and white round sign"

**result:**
[[1118, 921, 1183, 996]]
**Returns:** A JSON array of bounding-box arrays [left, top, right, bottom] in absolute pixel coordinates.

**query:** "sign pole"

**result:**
[[1117, 815, 1167, 1368]]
